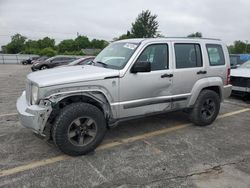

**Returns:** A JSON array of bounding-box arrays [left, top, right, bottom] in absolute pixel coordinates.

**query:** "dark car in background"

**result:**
[[66, 56, 95, 66], [230, 54, 250, 68], [31, 56, 48, 64], [21, 56, 40, 65], [31, 55, 81, 71]]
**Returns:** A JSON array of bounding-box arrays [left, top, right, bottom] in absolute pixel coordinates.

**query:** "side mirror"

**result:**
[[131, 61, 151, 73]]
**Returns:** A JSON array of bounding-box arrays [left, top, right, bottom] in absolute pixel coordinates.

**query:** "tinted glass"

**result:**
[[79, 58, 93, 65], [51, 57, 62, 62], [206, 44, 225, 66], [175, 44, 202, 69], [62, 57, 73, 60], [230, 56, 238, 66], [137, 44, 168, 71]]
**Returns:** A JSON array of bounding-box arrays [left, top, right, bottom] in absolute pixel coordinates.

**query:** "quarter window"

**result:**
[[206, 44, 225, 66], [137, 44, 168, 71], [175, 44, 202, 69]]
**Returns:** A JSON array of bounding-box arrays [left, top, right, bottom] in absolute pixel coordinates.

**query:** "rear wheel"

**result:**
[[53, 102, 107, 156], [189, 90, 220, 126]]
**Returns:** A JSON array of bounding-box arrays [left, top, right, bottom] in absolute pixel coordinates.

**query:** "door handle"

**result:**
[[197, 70, 207, 75], [161, 73, 173, 78]]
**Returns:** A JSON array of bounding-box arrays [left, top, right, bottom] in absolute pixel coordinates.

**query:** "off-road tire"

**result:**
[[53, 102, 107, 156], [189, 90, 220, 126]]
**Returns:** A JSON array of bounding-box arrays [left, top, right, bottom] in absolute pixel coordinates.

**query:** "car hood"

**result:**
[[231, 68, 250, 78], [27, 65, 120, 87]]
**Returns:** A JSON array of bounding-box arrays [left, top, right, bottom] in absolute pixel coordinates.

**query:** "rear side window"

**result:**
[[206, 44, 225, 66], [175, 44, 202, 69], [51, 57, 61, 62]]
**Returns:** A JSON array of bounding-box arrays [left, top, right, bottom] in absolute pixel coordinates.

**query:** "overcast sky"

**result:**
[[0, 0, 249, 47]]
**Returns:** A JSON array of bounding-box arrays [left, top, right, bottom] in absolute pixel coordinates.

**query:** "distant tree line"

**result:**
[[1, 10, 249, 56], [228, 41, 250, 54], [1, 34, 108, 56]]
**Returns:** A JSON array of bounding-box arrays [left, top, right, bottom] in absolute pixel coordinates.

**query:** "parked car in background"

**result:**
[[21, 56, 40, 65], [31, 56, 48, 64], [230, 54, 250, 69], [231, 60, 250, 97], [17, 38, 232, 156], [66, 56, 95, 66], [31, 55, 81, 71]]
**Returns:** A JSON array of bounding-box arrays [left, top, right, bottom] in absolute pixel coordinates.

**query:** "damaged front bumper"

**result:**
[[16, 91, 52, 135]]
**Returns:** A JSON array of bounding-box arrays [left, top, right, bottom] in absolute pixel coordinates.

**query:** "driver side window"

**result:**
[[137, 44, 169, 71]]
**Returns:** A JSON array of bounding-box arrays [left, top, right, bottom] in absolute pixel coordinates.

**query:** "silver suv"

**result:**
[[17, 38, 232, 156]]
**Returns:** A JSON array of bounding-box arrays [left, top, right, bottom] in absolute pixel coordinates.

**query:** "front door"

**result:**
[[118, 43, 173, 118]]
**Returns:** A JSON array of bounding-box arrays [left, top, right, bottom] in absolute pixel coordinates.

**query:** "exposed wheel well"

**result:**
[[48, 95, 107, 126], [201, 86, 221, 100]]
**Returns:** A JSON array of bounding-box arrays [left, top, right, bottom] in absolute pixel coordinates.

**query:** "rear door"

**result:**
[[171, 42, 206, 108]]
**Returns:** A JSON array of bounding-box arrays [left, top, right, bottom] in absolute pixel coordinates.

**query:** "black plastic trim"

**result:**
[[123, 97, 187, 109]]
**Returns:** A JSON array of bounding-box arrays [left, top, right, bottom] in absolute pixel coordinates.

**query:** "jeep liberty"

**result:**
[[17, 38, 232, 156]]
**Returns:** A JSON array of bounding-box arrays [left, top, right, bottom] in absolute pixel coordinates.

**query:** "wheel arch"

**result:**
[[188, 77, 223, 107], [40, 64, 49, 69], [46, 91, 114, 129]]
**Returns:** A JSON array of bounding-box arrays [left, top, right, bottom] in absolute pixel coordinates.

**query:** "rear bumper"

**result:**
[[16, 91, 51, 134], [222, 85, 232, 99]]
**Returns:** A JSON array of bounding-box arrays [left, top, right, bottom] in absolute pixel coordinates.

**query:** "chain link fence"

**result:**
[[0, 54, 39, 64]]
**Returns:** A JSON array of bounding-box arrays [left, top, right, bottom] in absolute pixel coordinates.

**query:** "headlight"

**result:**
[[31, 85, 39, 105]]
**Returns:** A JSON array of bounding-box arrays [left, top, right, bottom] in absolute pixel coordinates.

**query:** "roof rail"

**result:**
[[162, 37, 221, 41]]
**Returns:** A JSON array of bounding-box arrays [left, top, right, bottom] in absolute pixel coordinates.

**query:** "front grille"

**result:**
[[230, 76, 250, 87], [26, 81, 31, 105]]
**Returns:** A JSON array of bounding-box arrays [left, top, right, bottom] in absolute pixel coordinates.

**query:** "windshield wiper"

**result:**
[[94, 61, 108, 67]]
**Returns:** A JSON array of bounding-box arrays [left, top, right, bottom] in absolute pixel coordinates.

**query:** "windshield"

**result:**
[[94, 42, 139, 70], [239, 60, 250, 68], [37, 56, 48, 61]]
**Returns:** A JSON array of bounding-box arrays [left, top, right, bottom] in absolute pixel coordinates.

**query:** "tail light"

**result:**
[[226, 68, 230, 85]]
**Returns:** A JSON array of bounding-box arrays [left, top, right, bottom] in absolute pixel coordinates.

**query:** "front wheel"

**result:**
[[53, 102, 107, 156], [40, 65, 48, 70], [189, 90, 220, 126]]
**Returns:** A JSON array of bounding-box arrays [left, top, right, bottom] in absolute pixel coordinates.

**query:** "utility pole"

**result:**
[[77, 32, 80, 51], [245, 40, 248, 53]]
